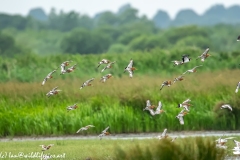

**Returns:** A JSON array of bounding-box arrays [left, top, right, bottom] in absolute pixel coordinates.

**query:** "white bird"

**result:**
[[172, 60, 183, 66], [124, 59, 136, 78], [42, 69, 57, 86], [157, 128, 168, 139], [98, 126, 110, 140], [46, 87, 61, 97], [178, 99, 192, 111], [154, 101, 165, 115], [80, 78, 94, 89], [60, 64, 77, 75], [216, 137, 235, 146], [196, 47, 210, 62], [97, 59, 110, 68], [220, 104, 232, 111], [101, 61, 116, 72], [176, 109, 188, 125], [173, 75, 184, 84], [66, 103, 78, 111], [182, 65, 203, 74], [235, 82, 240, 93], [76, 125, 95, 133], [39, 144, 54, 151], [100, 74, 112, 83], [160, 81, 171, 91], [182, 55, 191, 63]]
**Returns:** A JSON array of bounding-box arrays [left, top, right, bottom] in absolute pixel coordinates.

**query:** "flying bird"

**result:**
[[196, 47, 210, 62], [182, 65, 203, 74], [60, 60, 72, 68], [154, 101, 165, 115], [182, 55, 191, 63], [172, 60, 183, 66], [46, 86, 61, 97], [39, 144, 54, 151], [220, 104, 232, 111], [76, 125, 95, 133], [80, 78, 94, 89], [98, 126, 110, 140], [61, 64, 77, 74], [101, 61, 116, 72], [235, 82, 240, 93], [176, 109, 188, 125], [173, 75, 184, 84], [97, 59, 110, 68], [157, 128, 168, 139], [124, 59, 136, 78], [42, 69, 57, 86], [100, 74, 112, 83], [66, 103, 78, 111], [178, 99, 192, 111], [160, 81, 171, 91]]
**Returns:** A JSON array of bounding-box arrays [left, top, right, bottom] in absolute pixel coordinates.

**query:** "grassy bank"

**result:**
[[0, 70, 239, 136], [0, 136, 231, 160]]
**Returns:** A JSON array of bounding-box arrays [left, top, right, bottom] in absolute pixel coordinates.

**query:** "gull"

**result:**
[[176, 109, 188, 125], [98, 126, 110, 140], [182, 65, 203, 74], [216, 137, 235, 146], [196, 47, 211, 62], [172, 60, 183, 66], [66, 103, 78, 111], [46, 86, 61, 97], [101, 61, 116, 72], [39, 144, 54, 151], [76, 125, 95, 133], [182, 55, 191, 63], [173, 75, 184, 84], [235, 82, 240, 93], [220, 104, 232, 111], [80, 78, 94, 89], [124, 59, 136, 78], [42, 69, 57, 86], [237, 35, 240, 41], [143, 100, 156, 111], [100, 74, 112, 83], [160, 80, 171, 91], [61, 64, 77, 75], [97, 59, 110, 68], [178, 99, 192, 111], [157, 128, 168, 139]]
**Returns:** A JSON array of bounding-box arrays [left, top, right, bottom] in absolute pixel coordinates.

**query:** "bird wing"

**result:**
[[101, 66, 107, 72], [102, 126, 109, 133], [42, 78, 47, 86], [192, 65, 203, 70], [161, 129, 167, 137], [182, 70, 188, 75], [127, 59, 133, 68], [52, 86, 58, 91], [182, 99, 191, 104], [146, 100, 151, 108], [178, 116, 184, 125], [201, 47, 210, 56], [47, 70, 56, 77], [235, 82, 240, 93], [155, 101, 162, 112], [87, 125, 95, 128], [86, 78, 94, 84], [224, 137, 235, 140], [128, 70, 133, 78], [76, 128, 83, 133]]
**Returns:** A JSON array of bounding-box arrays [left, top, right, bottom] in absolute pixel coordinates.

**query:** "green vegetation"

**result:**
[[0, 137, 232, 160]]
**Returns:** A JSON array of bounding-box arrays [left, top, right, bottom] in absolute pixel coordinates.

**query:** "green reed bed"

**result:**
[[0, 70, 239, 137]]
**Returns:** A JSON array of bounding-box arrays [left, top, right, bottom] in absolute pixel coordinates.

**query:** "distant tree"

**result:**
[[0, 32, 25, 57], [0, 14, 29, 30], [152, 10, 171, 28], [201, 4, 226, 25], [28, 8, 48, 21], [171, 9, 200, 26], [61, 28, 111, 54]]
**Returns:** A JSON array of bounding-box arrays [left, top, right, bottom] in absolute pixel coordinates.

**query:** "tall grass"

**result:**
[[0, 70, 239, 137]]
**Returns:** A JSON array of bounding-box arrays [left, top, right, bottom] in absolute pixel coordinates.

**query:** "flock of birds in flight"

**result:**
[[38, 35, 240, 158]]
